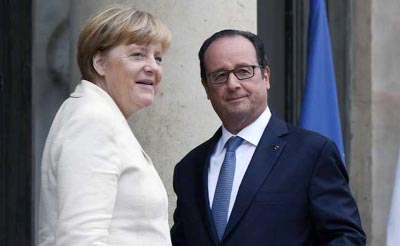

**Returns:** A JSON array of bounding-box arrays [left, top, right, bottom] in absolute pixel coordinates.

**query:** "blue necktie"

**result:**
[[212, 136, 244, 241]]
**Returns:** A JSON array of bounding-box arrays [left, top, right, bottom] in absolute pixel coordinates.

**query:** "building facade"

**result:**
[[1, 0, 399, 245]]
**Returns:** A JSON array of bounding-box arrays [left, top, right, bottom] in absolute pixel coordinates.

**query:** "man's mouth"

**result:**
[[226, 95, 247, 101]]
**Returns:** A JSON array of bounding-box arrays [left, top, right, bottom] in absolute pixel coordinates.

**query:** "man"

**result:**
[[171, 29, 366, 245]]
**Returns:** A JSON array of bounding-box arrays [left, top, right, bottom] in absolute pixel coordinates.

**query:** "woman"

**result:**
[[39, 6, 172, 246]]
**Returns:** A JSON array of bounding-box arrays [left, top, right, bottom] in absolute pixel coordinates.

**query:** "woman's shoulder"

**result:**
[[65, 80, 126, 122]]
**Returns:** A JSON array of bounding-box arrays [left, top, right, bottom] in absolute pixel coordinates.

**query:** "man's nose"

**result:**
[[226, 72, 241, 89]]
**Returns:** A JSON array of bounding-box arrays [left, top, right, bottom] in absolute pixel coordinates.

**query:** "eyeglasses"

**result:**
[[206, 65, 260, 85]]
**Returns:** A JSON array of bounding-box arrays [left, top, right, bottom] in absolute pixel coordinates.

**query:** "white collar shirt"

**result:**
[[208, 107, 272, 218]]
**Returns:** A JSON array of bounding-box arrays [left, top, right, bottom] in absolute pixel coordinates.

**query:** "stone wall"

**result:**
[[371, 0, 400, 244]]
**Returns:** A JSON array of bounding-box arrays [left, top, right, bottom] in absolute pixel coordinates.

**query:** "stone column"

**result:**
[[371, 0, 400, 245], [69, 0, 257, 224], [351, 0, 400, 245], [349, 0, 373, 240]]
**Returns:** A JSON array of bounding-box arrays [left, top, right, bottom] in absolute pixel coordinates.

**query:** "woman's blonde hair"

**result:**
[[77, 6, 172, 81]]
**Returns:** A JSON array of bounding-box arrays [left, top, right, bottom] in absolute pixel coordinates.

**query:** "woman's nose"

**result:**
[[143, 57, 160, 73]]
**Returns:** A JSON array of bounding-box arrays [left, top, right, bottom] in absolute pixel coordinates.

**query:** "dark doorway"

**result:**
[[0, 0, 33, 245], [257, 0, 350, 162]]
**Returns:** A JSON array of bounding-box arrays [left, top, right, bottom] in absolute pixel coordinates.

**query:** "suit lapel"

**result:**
[[223, 116, 288, 240], [199, 129, 222, 246]]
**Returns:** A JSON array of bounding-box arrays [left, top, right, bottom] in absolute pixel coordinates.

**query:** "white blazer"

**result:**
[[39, 80, 171, 246]]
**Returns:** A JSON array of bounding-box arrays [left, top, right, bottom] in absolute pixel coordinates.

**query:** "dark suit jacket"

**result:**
[[171, 115, 366, 246]]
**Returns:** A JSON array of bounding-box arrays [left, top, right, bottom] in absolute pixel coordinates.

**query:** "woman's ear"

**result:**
[[93, 52, 106, 77]]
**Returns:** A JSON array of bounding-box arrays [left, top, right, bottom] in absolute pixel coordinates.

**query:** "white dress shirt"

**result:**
[[208, 107, 271, 218]]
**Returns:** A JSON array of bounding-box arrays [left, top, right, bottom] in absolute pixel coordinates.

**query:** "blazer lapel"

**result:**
[[199, 129, 222, 246], [223, 116, 288, 240]]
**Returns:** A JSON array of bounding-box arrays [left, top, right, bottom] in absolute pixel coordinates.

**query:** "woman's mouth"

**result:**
[[136, 79, 154, 86]]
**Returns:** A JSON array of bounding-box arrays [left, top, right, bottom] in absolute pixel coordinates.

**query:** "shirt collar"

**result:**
[[221, 107, 271, 147]]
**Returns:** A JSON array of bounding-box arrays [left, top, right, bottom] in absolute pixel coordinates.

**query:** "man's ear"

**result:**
[[93, 52, 106, 77], [263, 66, 271, 90], [201, 79, 210, 100]]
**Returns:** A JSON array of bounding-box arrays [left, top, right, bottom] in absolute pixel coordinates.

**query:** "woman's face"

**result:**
[[94, 42, 164, 118]]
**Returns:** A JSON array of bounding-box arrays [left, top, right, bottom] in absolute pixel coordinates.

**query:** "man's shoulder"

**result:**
[[269, 115, 330, 145], [272, 119, 344, 169], [281, 122, 342, 160], [287, 123, 329, 142], [175, 130, 220, 170], [265, 116, 333, 156], [179, 138, 213, 163]]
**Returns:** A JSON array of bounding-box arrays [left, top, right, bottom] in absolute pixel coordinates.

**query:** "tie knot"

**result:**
[[225, 136, 243, 152]]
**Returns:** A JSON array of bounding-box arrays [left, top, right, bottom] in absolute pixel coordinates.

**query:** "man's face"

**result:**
[[202, 35, 270, 133]]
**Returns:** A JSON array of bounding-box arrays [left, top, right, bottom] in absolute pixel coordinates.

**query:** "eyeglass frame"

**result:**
[[205, 65, 263, 85]]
